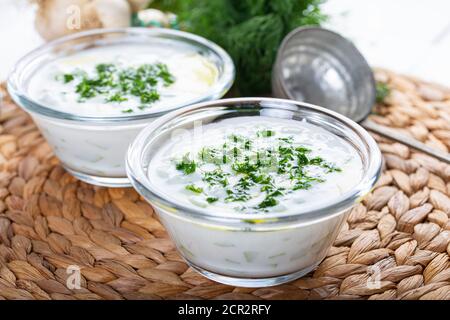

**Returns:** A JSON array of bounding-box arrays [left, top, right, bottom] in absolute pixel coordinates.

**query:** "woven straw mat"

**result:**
[[0, 69, 449, 300]]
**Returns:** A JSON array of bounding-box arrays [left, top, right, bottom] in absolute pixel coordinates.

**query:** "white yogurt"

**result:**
[[149, 117, 363, 215], [26, 43, 220, 181], [146, 116, 363, 278]]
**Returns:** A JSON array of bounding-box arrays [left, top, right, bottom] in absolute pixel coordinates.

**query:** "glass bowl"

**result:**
[[7, 28, 235, 187], [126, 98, 382, 287]]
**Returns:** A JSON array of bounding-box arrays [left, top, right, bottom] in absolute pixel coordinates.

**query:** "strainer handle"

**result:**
[[361, 119, 450, 164]]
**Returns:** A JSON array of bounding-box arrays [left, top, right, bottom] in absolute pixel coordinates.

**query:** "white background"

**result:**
[[0, 0, 449, 86]]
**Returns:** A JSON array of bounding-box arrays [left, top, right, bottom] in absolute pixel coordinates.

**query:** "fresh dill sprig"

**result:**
[[175, 153, 196, 175], [152, 0, 327, 95], [185, 184, 203, 193]]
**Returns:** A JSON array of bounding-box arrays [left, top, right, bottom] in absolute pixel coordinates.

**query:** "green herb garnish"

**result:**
[[257, 196, 278, 209], [199, 147, 225, 165], [185, 184, 203, 193], [139, 90, 160, 104], [172, 129, 342, 212], [203, 169, 229, 187], [206, 197, 218, 203], [63, 74, 74, 83], [108, 93, 127, 103], [225, 176, 253, 202], [175, 153, 196, 175], [59, 62, 175, 112], [257, 130, 275, 138]]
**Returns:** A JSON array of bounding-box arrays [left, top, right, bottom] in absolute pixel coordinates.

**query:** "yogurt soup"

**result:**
[[9, 29, 234, 186], [28, 45, 218, 181], [146, 116, 364, 281], [150, 117, 363, 214], [28, 44, 218, 116]]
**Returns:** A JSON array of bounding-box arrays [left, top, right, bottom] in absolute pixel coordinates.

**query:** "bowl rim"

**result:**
[[126, 97, 383, 224], [7, 27, 235, 124]]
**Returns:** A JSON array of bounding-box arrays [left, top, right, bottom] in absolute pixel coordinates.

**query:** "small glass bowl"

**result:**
[[126, 98, 382, 287], [7, 28, 235, 187]]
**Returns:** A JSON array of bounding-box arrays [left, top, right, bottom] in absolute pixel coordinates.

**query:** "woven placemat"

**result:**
[[0, 69, 449, 300]]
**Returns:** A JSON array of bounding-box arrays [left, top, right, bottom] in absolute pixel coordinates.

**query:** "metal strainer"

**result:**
[[272, 27, 450, 163]]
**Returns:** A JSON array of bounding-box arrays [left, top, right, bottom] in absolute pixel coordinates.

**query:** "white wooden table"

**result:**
[[323, 0, 450, 86]]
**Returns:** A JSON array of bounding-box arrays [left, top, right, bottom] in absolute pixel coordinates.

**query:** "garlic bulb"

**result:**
[[136, 8, 170, 26], [32, 0, 131, 41], [92, 0, 131, 28], [127, 0, 152, 12]]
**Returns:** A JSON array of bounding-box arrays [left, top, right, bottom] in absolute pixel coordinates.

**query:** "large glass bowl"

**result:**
[[7, 28, 235, 187], [126, 98, 382, 287]]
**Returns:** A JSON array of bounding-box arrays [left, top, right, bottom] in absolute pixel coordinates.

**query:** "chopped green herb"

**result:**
[[172, 129, 342, 213], [309, 156, 341, 173], [108, 93, 127, 103], [206, 197, 218, 203], [293, 176, 323, 190], [257, 196, 278, 209], [278, 136, 294, 143], [293, 180, 312, 190], [203, 169, 229, 187], [249, 173, 271, 185], [58, 62, 175, 110], [121, 109, 133, 113], [75, 80, 96, 99], [96, 63, 116, 74], [185, 184, 203, 193], [297, 152, 309, 166], [140, 89, 160, 104], [199, 147, 225, 165], [225, 176, 253, 202], [295, 146, 311, 153], [322, 162, 342, 173], [228, 134, 252, 150], [155, 63, 175, 85], [257, 129, 275, 137], [63, 74, 74, 83], [231, 161, 258, 175], [175, 153, 196, 175], [309, 156, 324, 165]]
